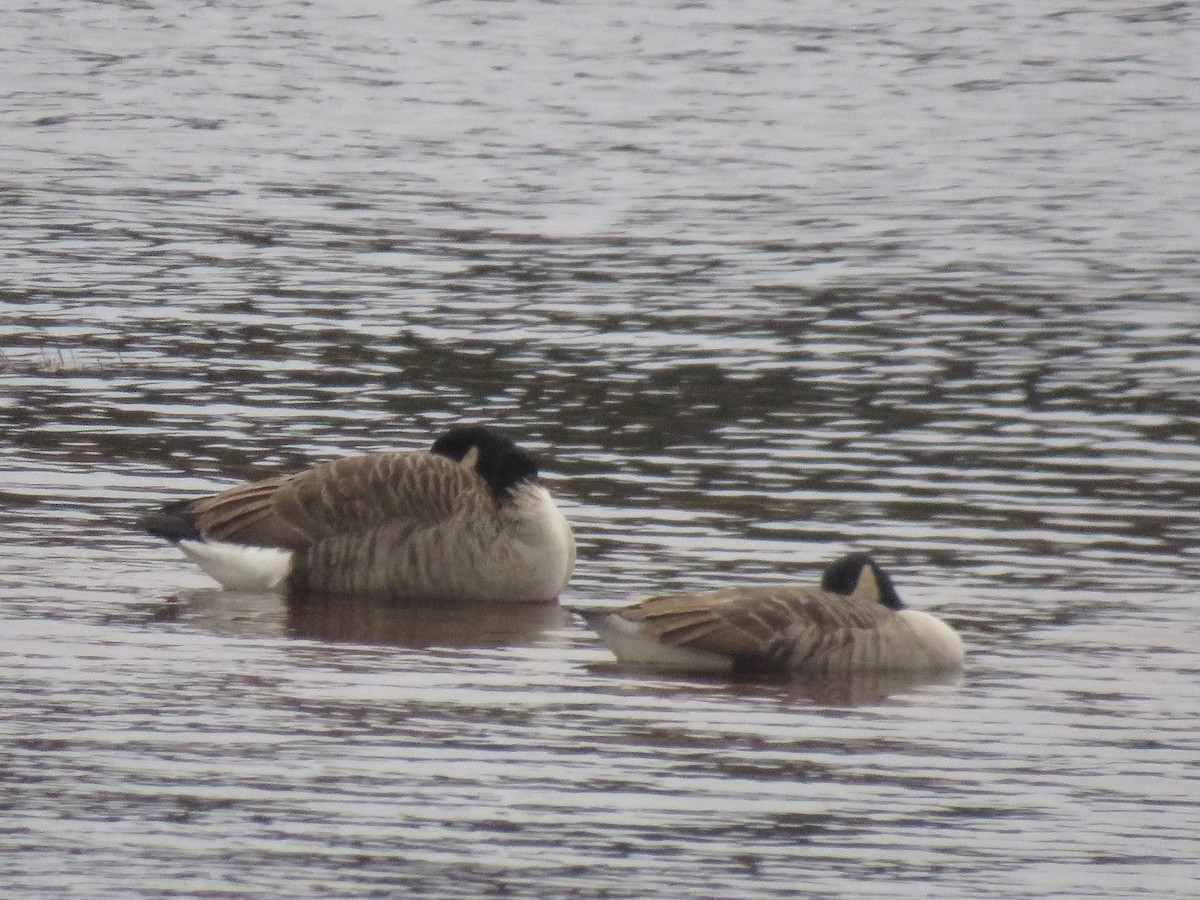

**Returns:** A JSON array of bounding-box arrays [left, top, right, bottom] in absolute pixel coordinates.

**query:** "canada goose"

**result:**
[[578, 553, 963, 676], [139, 425, 575, 603]]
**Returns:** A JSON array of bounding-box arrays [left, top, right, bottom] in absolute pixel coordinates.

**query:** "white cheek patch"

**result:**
[[178, 539, 293, 592]]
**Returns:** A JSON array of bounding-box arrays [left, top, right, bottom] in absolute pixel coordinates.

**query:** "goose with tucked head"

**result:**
[[139, 425, 575, 603], [578, 553, 963, 676]]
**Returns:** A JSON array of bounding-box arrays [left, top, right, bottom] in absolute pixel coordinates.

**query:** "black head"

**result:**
[[430, 425, 539, 499], [820, 552, 904, 611]]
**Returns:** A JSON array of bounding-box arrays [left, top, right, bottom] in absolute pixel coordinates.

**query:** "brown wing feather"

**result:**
[[188, 452, 487, 549], [188, 477, 303, 546], [621, 585, 893, 663]]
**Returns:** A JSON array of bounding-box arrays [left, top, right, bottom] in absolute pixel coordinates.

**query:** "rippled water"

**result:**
[[3, 1, 1198, 897]]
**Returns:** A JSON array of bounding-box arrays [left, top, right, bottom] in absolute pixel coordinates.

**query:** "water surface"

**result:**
[[2, 1, 1198, 897]]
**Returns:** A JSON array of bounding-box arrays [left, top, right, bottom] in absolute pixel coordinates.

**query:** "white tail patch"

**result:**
[[178, 540, 293, 592], [583, 612, 733, 674]]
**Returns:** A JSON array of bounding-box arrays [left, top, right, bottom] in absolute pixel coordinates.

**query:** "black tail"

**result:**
[[138, 499, 202, 542]]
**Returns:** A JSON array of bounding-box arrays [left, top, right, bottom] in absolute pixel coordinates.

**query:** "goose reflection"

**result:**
[[136, 589, 568, 649], [583, 656, 963, 706], [285, 593, 569, 648], [776, 667, 963, 706]]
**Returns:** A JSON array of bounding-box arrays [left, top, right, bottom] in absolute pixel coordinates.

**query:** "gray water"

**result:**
[[2, 1, 1198, 897]]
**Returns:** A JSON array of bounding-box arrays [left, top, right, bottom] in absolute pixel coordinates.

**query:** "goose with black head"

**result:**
[[139, 425, 575, 604], [578, 553, 963, 676]]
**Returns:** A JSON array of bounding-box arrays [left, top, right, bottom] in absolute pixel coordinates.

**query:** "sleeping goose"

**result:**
[[139, 425, 575, 603], [578, 553, 963, 676]]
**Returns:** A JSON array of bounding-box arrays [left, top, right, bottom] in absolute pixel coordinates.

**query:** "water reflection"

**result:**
[[129, 588, 570, 649], [583, 659, 965, 707], [286, 595, 570, 648], [6, 279, 1195, 598]]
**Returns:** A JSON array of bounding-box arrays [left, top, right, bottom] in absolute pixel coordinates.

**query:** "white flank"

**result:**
[[178, 539, 293, 592], [894, 609, 966, 670], [584, 612, 733, 674], [493, 484, 576, 603]]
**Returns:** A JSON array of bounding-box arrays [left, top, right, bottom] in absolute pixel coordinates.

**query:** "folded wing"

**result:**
[[152, 452, 485, 550], [620, 585, 894, 668]]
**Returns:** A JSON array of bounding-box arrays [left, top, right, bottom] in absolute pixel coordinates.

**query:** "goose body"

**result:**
[[579, 554, 963, 676], [139, 426, 575, 603]]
